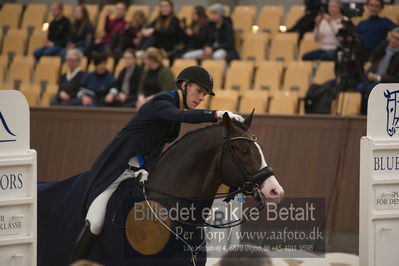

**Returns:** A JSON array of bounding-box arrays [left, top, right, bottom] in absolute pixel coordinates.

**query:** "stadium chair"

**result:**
[[268, 91, 299, 115], [285, 5, 305, 29], [233, 6, 256, 17], [239, 90, 269, 114], [335, 91, 362, 116], [298, 32, 321, 59], [0, 63, 4, 85], [253, 62, 283, 93], [224, 60, 254, 91], [61, 57, 88, 74], [241, 32, 269, 61], [126, 5, 150, 20], [2, 29, 27, 56], [114, 60, 125, 77], [96, 4, 114, 39], [149, 6, 160, 22], [7, 56, 35, 85], [40, 83, 58, 107], [261, 5, 284, 16], [178, 6, 194, 26], [0, 3, 23, 30], [283, 61, 312, 97], [269, 39, 296, 64], [209, 89, 239, 111], [27, 30, 47, 55], [207, 5, 230, 17], [201, 59, 225, 90], [87, 57, 115, 72], [314, 61, 335, 84], [257, 10, 282, 36], [85, 4, 100, 25], [381, 7, 399, 23], [46, 4, 73, 21], [21, 4, 48, 32], [231, 7, 255, 33], [196, 95, 211, 109], [171, 59, 197, 78], [12, 83, 40, 106], [34, 56, 61, 85]]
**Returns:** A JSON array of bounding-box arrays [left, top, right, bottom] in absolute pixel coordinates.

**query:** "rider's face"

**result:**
[[185, 82, 207, 109]]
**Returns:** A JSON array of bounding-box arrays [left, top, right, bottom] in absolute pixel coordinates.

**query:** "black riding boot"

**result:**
[[69, 220, 96, 264]]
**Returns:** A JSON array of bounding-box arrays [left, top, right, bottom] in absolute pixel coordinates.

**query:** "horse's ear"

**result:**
[[243, 109, 255, 130], [222, 112, 233, 131]]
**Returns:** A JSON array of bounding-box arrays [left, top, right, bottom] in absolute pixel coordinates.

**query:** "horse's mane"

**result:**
[[160, 120, 247, 158]]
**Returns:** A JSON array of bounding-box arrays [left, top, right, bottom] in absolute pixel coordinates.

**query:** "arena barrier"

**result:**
[[0, 91, 37, 266], [360, 84, 399, 266]]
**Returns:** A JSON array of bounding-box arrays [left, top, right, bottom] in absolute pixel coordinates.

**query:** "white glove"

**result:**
[[133, 169, 149, 183], [216, 110, 244, 123]]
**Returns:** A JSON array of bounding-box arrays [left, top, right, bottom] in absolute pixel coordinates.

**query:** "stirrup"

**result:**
[[69, 220, 96, 264]]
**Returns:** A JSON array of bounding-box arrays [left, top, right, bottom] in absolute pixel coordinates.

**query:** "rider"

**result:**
[[70, 66, 244, 262]]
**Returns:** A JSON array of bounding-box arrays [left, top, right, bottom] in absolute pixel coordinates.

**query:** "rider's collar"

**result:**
[[170, 90, 180, 108]]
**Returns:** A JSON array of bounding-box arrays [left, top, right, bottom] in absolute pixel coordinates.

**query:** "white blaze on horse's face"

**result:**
[[254, 143, 284, 203]]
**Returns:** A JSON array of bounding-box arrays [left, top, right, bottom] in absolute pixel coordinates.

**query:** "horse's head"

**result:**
[[219, 111, 284, 204]]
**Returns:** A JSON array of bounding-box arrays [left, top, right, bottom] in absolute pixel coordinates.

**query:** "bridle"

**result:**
[[221, 126, 275, 209]]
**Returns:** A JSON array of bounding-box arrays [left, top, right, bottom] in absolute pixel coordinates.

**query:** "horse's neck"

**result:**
[[148, 126, 223, 199]]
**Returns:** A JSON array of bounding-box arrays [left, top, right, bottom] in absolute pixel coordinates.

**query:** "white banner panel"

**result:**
[[360, 83, 399, 266]]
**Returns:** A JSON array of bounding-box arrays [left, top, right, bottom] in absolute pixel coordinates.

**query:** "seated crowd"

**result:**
[[32, 0, 399, 115]]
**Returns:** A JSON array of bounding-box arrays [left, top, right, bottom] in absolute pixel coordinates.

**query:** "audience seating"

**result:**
[[239, 90, 269, 114], [2, 29, 27, 56], [253, 62, 283, 93], [283, 61, 312, 96], [178, 5, 194, 26], [21, 4, 47, 31], [257, 8, 282, 35], [171, 59, 197, 78], [201, 59, 225, 90], [209, 89, 239, 111], [231, 7, 255, 33], [224, 60, 254, 91], [35, 56, 61, 85], [0, 3, 23, 29], [126, 5, 150, 20], [7, 56, 35, 85], [314, 61, 335, 84], [241, 32, 269, 61], [285, 5, 305, 29], [85, 4, 100, 25], [335, 91, 362, 116], [27, 30, 47, 55], [298, 33, 321, 59], [268, 91, 299, 115]]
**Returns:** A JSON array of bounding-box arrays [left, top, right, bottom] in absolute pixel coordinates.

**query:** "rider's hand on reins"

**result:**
[[133, 169, 149, 183], [216, 110, 245, 123]]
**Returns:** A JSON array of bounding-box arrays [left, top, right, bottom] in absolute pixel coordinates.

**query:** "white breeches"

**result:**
[[85, 169, 135, 235]]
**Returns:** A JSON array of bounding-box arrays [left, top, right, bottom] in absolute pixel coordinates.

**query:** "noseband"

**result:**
[[222, 126, 275, 205]]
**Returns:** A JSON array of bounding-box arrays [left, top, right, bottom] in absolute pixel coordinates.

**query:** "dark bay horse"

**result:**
[[37, 112, 284, 266]]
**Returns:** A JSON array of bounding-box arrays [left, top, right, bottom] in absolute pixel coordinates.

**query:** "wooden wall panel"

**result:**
[[30, 107, 366, 232]]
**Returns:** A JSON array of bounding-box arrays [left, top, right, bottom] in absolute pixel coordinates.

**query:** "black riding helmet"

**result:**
[[176, 66, 215, 96]]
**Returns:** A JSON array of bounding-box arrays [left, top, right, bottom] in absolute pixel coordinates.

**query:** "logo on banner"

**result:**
[[384, 90, 399, 137], [0, 111, 16, 142]]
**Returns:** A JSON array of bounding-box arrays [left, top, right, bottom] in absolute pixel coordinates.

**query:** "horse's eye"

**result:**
[[241, 149, 250, 155]]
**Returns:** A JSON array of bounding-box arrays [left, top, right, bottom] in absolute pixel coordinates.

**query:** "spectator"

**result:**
[[136, 47, 175, 108], [140, 0, 181, 55], [203, 3, 239, 61], [357, 27, 399, 114], [356, 0, 396, 57], [68, 55, 116, 107], [180, 6, 209, 59], [107, 49, 143, 107], [51, 49, 86, 105], [117, 10, 148, 53], [60, 5, 94, 59], [93, 2, 127, 55], [288, 0, 325, 42], [303, 0, 346, 61], [34, 2, 70, 61]]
